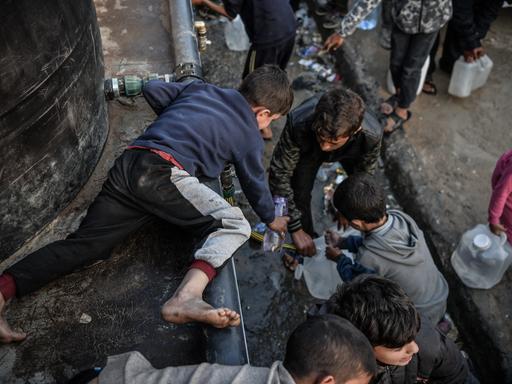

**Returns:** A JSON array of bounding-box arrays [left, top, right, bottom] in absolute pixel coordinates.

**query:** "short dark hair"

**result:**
[[333, 173, 386, 223], [239, 65, 294, 115], [283, 314, 376, 382], [327, 275, 420, 348], [312, 88, 365, 139]]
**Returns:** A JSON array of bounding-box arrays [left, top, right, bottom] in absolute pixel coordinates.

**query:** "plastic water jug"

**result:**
[[448, 55, 493, 98], [224, 15, 250, 51], [451, 224, 511, 289], [295, 237, 343, 300], [386, 55, 430, 96]]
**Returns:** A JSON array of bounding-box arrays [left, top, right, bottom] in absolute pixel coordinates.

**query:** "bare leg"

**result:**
[[0, 293, 26, 343], [161, 268, 240, 328]]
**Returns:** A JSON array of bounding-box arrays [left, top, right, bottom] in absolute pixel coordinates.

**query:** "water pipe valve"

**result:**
[[104, 73, 176, 100]]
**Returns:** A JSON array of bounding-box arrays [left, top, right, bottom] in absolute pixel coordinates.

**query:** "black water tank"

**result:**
[[0, 0, 108, 260]]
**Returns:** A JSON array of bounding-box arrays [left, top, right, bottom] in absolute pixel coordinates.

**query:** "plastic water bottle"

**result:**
[[451, 224, 512, 289], [448, 55, 493, 98], [263, 197, 288, 252], [224, 15, 250, 51]]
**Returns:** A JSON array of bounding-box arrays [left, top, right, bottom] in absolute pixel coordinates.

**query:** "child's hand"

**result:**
[[323, 33, 344, 52], [325, 230, 341, 247], [325, 245, 342, 262], [489, 222, 507, 236], [268, 216, 290, 235]]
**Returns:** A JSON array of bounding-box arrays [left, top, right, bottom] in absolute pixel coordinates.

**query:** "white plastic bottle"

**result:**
[[451, 224, 511, 289], [448, 55, 493, 97]]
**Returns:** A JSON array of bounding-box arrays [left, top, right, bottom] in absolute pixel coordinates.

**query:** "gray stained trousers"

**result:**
[[7, 149, 251, 296]]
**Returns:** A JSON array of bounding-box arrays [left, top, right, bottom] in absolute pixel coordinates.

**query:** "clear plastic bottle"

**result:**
[[451, 224, 511, 289], [263, 197, 288, 252]]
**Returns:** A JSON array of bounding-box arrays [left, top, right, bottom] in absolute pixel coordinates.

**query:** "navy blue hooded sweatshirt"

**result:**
[[132, 80, 275, 224]]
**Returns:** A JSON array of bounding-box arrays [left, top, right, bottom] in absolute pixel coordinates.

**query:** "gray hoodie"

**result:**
[[98, 351, 296, 384], [357, 210, 449, 323]]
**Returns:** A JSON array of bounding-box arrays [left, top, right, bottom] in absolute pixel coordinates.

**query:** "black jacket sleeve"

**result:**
[[353, 111, 382, 175], [451, 0, 502, 50], [268, 117, 303, 232]]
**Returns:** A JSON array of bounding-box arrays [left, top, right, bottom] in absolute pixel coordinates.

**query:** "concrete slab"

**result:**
[[311, 6, 512, 383]]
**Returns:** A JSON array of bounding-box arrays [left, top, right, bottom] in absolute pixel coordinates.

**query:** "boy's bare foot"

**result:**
[[0, 293, 26, 343], [161, 295, 240, 328]]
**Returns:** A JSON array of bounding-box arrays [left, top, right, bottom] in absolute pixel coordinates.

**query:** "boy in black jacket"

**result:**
[[0, 66, 292, 343], [327, 275, 478, 384], [269, 88, 382, 256]]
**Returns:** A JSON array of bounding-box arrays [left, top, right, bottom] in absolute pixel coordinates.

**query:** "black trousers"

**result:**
[[390, 26, 438, 108], [242, 36, 295, 78], [7, 150, 250, 297]]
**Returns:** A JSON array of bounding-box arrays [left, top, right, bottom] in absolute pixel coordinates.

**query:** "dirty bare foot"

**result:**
[[0, 293, 26, 343], [161, 295, 240, 328]]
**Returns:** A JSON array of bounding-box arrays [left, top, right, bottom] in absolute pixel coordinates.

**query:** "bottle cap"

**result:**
[[473, 234, 491, 250]]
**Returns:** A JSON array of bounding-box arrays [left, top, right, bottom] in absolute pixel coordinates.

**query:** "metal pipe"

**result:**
[[167, 1, 249, 365], [168, 0, 203, 81]]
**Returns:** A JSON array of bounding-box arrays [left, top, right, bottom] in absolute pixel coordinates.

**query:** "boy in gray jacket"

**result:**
[[326, 173, 448, 324], [86, 315, 377, 384]]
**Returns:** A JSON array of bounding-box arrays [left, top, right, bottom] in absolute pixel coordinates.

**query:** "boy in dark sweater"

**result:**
[[327, 275, 476, 384], [192, 0, 297, 78], [0, 65, 292, 343], [326, 173, 448, 324]]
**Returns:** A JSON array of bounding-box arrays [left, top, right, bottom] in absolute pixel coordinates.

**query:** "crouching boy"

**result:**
[[326, 173, 448, 324], [327, 275, 478, 384], [0, 65, 292, 343]]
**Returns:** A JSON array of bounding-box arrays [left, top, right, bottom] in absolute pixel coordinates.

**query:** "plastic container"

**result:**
[[263, 197, 288, 252], [295, 237, 343, 300], [224, 15, 250, 51], [386, 55, 430, 96], [451, 224, 512, 289], [448, 55, 493, 98]]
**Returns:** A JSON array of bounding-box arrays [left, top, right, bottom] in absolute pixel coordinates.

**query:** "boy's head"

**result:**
[[332, 173, 386, 232], [239, 65, 294, 135], [313, 88, 365, 152], [327, 275, 420, 367], [283, 314, 376, 384]]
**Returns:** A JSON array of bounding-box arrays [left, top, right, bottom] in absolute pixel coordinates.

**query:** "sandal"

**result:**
[[422, 79, 437, 95], [383, 110, 412, 135], [380, 95, 398, 115]]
